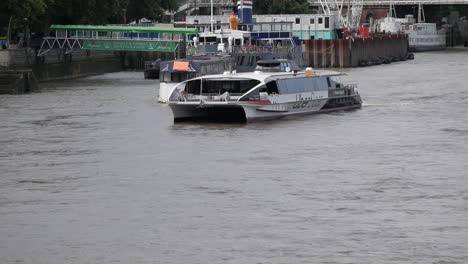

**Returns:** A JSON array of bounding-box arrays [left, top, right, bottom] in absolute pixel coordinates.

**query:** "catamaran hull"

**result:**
[[170, 95, 362, 123], [170, 104, 248, 122]]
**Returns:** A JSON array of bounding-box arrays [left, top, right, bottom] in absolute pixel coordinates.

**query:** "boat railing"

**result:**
[[179, 92, 244, 102], [329, 84, 359, 97], [230, 45, 300, 55]]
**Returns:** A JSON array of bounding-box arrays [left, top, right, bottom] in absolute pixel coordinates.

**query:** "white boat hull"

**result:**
[[408, 31, 446, 52], [158, 82, 178, 103], [169, 96, 361, 122]]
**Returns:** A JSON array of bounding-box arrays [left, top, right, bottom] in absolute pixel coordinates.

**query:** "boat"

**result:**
[[144, 59, 161, 79], [375, 3, 446, 52], [167, 59, 362, 122], [158, 55, 232, 102]]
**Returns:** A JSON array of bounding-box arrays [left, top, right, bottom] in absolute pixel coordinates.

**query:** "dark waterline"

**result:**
[[1, 52, 468, 264]]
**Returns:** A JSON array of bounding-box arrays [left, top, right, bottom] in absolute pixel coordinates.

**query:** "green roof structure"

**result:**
[[50, 25, 198, 34]]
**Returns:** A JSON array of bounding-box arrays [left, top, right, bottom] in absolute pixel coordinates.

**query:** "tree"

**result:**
[[253, 0, 309, 14], [0, 0, 181, 38], [4, 0, 50, 32], [126, 0, 164, 22]]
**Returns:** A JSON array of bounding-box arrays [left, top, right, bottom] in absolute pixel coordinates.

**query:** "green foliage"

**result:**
[[1, 0, 180, 35], [3, 0, 50, 32], [253, 0, 310, 14], [126, 0, 164, 22]]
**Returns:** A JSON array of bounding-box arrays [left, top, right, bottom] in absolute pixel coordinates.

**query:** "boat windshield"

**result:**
[[186, 79, 261, 95], [255, 62, 281, 72]]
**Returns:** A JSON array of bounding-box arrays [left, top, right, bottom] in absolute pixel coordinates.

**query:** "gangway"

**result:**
[[38, 25, 198, 56]]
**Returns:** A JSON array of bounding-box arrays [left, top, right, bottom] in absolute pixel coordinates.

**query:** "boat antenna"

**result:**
[[210, 0, 214, 32], [388, 0, 396, 17], [417, 1, 425, 23]]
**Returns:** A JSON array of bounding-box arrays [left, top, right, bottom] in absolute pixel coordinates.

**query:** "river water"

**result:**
[[1, 51, 467, 264]]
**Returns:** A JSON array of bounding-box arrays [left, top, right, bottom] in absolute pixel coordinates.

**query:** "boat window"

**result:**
[[318, 17, 323, 24], [249, 56, 255, 66], [310, 18, 315, 24], [330, 76, 341, 88], [186, 79, 261, 95], [325, 17, 330, 29], [239, 56, 245, 66], [280, 63, 292, 72], [171, 72, 187, 83], [296, 18, 301, 24], [239, 85, 266, 101], [276, 77, 328, 94], [161, 72, 171, 82], [266, 81, 279, 94], [262, 24, 271, 31], [326, 77, 331, 87]]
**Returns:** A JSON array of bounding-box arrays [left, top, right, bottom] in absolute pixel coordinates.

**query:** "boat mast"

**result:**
[[210, 0, 214, 32], [417, 1, 425, 23], [388, 0, 396, 17]]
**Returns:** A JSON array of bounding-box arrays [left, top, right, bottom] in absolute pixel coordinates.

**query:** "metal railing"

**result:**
[[179, 92, 244, 102], [230, 46, 301, 54]]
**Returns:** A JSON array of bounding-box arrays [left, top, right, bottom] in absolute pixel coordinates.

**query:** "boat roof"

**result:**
[[257, 59, 294, 64], [185, 70, 345, 83], [160, 55, 231, 73]]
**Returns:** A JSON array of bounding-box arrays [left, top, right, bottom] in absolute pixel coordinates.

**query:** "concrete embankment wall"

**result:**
[[304, 34, 409, 68], [1, 48, 124, 82], [30, 57, 123, 81], [0, 70, 39, 94]]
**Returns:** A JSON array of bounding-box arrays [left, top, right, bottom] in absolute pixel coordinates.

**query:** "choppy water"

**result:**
[[1, 51, 468, 264]]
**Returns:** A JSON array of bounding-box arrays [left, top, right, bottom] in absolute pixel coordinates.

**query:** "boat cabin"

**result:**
[[160, 55, 231, 83], [255, 59, 300, 72]]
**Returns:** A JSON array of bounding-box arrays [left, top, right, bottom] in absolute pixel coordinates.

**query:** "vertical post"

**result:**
[[210, 0, 214, 32], [7, 16, 12, 48], [200, 77, 203, 101], [312, 39, 318, 67], [321, 39, 327, 68], [338, 38, 344, 68], [330, 39, 335, 67]]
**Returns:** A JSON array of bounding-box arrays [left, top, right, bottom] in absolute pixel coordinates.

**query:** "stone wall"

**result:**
[[1, 48, 123, 82]]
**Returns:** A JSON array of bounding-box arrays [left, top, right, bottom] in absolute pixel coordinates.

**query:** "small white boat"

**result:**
[[167, 59, 362, 122], [375, 3, 446, 52], [378, 16, 446, 52]]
